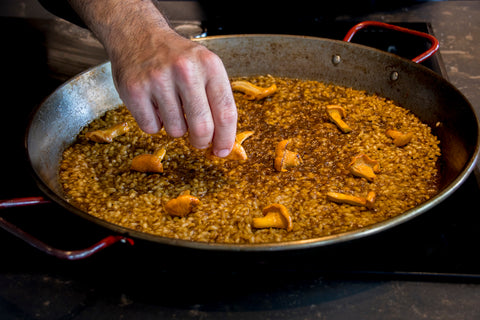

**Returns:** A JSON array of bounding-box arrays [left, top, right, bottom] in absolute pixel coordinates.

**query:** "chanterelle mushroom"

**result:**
[[252, 204, 293, 231], [349, 154, 380, 182], [365, 191, 376, 208], [386, 129, 414, 147], [235, 131, 255, 144], [231, 80, 277, 100], [207, 131, 254, 160], [85, 122, 130, 143], [326, 105, 352, 133], [274, 139, 303, 172], [165, 191, 201, 217], [326, 191, 376, 208], [131, 148, 166, 173]]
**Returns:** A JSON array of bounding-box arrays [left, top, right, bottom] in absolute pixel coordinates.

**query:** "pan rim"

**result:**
[[25, 35, 480, 252]]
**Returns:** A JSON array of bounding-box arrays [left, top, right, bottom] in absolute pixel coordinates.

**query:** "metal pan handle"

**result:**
[[0, 196, 51, 208], [343, 21, 440, 63], [0, 197, 134, 260]]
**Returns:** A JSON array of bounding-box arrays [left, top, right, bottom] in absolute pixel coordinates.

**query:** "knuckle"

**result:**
[[190, 119, 214, 140], [149, 68, 171, 86], [118, 77, 145, 101], [217, 102, 238, 126], [172, 47, 219, 84], [203, 52, 224, 70], [172, 56, 197, 83]]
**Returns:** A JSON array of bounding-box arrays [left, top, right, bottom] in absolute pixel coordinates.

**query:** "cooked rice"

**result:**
[[59, 76, 441, 243]]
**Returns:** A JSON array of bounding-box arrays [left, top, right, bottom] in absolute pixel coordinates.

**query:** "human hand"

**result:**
[[69, 0, 237, 157], [111, 31, 238, 157]]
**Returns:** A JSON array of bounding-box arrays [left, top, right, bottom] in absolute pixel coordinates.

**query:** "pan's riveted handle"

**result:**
[[0, 197, 135, 259], [343, 21, 440, 63]]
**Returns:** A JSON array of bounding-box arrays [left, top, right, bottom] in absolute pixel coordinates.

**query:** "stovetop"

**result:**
[[1, 19, 479, 284]]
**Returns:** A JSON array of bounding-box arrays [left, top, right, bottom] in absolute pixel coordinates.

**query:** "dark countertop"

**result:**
[[1, 1, 479, 319]]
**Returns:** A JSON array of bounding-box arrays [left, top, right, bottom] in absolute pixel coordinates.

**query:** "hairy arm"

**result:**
[[68, 0, 237, 157]]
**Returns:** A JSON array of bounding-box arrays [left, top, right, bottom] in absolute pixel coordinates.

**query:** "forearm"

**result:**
[[68, 0, 174, 58]]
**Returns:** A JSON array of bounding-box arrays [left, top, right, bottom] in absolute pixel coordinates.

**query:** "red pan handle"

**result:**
[[0, 197, 134, 260], [0, 196, 51, 208], [343, 21, 440, 63]]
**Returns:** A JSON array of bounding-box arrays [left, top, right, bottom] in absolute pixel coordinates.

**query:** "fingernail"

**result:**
[[215, 149, 231, 158]]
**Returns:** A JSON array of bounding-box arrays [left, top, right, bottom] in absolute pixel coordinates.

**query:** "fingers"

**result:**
[[149, 70, 187, 138], [163, 50, 237, 155], [117, 82, 163, 134], [113, 41, 237, 157], [173, 56, 215, 150], [117, 68, 188, 138], [204, 59, 238, 157]]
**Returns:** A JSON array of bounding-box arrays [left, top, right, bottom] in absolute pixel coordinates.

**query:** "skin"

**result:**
[[68, 0, 237, 157]]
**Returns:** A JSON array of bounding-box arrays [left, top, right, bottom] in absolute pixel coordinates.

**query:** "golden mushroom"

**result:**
[[252, 204, 293, 231], [165, 191, 201, 217], [365, 191, 376, 208], [206, 131, 254, 160], [386, 129, 414, 147], [131, 148, 166, 173], [326, 191, 376, 208], [274, 139, 303, 172], [326, 105, 352, 133], [85, 122, 130, 143], [231, 80, 277, 100], [349, 154, 380, 182], [235, 131, 255, 144]]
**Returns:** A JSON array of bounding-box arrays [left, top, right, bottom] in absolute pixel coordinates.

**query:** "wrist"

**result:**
[[68, 0, 174, 56]]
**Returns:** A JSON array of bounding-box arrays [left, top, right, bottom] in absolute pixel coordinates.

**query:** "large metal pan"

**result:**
[[3, 23, 480, 257]]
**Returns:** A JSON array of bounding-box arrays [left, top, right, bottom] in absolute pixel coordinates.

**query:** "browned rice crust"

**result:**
[[59, 76, 441, 244]]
